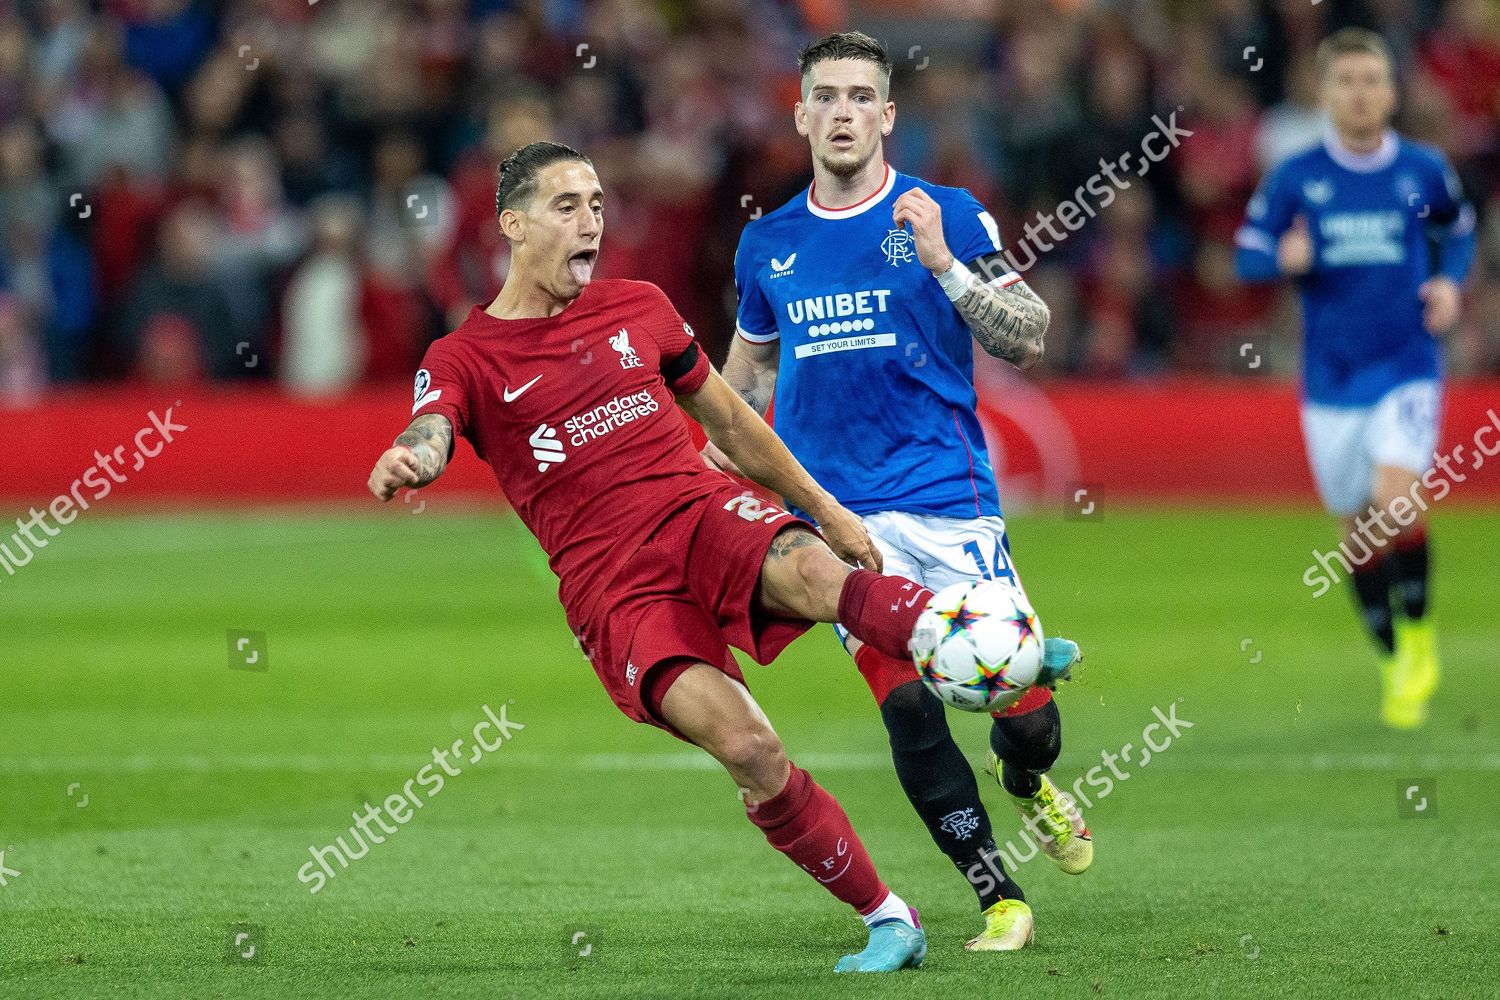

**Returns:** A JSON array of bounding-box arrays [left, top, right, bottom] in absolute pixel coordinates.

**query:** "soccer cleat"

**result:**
[[835, 911, 927, 973], [1038, 636, 1081, 688], [995, 765, 1094, 874], [964, 898, 1034, 952], [1382, 620, 1440, 730]]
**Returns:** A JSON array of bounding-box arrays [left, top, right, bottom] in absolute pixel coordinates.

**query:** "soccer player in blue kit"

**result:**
[[1235, 29, 1475, 729], [708, 32, 1090, 952]]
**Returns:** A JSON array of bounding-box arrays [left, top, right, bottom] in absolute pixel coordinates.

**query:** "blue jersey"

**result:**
[[1235, 130, 1475, 406], [735, 165, 1011, 519]]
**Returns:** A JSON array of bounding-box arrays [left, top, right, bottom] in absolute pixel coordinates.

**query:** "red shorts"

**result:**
[[568, 483, 815, 733]]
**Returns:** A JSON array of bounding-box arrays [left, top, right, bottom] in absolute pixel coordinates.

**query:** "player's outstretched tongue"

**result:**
[[838, 570, 935, 663], [568, 249, 596, 287]]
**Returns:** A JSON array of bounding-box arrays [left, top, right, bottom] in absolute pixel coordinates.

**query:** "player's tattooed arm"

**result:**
[[703, 337, 779, 476], [368, 414, 453, 501], [890, 188, 1049, 369], [720, 336, 780, 416], [952, 270, 1050, 370], [394, 414, 453, 483]]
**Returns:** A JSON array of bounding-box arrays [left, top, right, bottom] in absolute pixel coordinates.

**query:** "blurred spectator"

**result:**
[[30, 1, 93, 97], [1418, 0, 1500, 161], [993, 23, 1083, 212], [1255, 52, 1324, 170], [1076, 185, 1177, 375], [119, 0, 217, 97], [119, 200, 246, 382], [1179, 73, 1261, 237], [48, 20, 173, 186], [212, 136, 307, 345], [0, 293, 45, 405], [281, 194, 365, 395]]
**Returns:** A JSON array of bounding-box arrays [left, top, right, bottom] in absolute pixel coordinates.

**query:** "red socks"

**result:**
[[838, 569, 934, 663], [854, 645, 919, 706], [993, 685, 1054, 718], [746, 763, 887, 916]]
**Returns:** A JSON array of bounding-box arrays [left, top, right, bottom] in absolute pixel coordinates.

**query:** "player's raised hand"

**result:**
[[818, 502, 883, 573], [1277, 216, 1314, 276], [1419, 276, 1461, 335], [892, 188, 955, 274], [369, 446, 421, 501]]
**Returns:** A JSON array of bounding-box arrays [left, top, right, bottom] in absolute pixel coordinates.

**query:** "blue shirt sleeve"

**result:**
[[1235, 164, 1299, 283], [1423, 152, 1477, 285], [943, 189, 1006, 267], [732, 236, 779, 343]]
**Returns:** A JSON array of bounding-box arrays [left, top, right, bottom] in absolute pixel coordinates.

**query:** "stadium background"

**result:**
[[3, 0, 1500, 502], [3, 2, 1500, 998]]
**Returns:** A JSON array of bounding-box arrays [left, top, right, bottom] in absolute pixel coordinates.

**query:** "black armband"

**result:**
[[662, 342, 701, 387]]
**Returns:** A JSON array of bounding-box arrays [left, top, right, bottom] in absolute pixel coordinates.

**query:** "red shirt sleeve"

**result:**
[[645, 285, 710, 395], [411, 338, 471, 445]]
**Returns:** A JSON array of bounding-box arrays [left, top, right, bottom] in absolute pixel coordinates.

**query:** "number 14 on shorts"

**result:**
[[962, 538, 1016, 585]]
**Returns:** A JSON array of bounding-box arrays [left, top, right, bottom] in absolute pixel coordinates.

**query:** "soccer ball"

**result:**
[[910, 580, 1045, 713]]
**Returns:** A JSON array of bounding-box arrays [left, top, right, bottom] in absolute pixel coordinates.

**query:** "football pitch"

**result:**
[[2, 508, 1496, 999]]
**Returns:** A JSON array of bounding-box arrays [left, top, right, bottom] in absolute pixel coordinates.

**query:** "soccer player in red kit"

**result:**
[[367, 141, 938, 973]]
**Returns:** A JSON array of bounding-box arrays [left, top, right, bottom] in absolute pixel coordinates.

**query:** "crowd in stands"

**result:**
[[2, 0, 1498, 403]]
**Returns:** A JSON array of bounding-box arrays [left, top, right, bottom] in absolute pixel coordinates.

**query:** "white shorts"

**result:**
[[836, 510, 1026, 649], [1301, 380, 1441, 517]]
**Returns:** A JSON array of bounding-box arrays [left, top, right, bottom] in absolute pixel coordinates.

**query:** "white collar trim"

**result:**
[[1324, 128, 1398, 173], [806, 163, 897, 220]]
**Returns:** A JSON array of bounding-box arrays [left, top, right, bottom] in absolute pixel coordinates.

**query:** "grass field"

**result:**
[[2, 507, 1497, 999]]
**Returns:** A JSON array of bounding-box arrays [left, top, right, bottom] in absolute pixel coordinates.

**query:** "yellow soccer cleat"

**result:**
[[965, 898, 1034, 952], [993, 758, 1093, 875], [1382, 620, 1440, 730], [1398, 618, 1441, 700]]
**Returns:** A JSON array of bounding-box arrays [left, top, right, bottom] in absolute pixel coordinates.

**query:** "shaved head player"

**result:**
[[368, 141, 938, 973]]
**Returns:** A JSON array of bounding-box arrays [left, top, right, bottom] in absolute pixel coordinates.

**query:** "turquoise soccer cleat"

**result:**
[[834, 912, 927, 973], [1038, 636, 1081, 688]]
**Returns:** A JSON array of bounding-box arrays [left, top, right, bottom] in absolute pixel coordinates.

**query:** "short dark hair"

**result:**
[[797, 31, 891, 96], [1316, 27, 1395, 80], [495, 141, 592, 218]]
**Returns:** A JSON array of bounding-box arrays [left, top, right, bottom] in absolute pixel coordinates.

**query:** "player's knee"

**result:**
[[789, 542, 848, 608], [713, 722, 786, 784], [992, 701, 1062, 773], [880, 679, 951, 752]]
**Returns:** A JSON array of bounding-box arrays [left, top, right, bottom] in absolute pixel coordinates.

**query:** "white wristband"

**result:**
[[935, 259, 973, 301]]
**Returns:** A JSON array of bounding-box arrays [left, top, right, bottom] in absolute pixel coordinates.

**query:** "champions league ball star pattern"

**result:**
[[911, 581, 1045, 713]]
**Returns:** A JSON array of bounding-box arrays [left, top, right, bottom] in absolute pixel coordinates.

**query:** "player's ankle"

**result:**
[[861, 890, 916, 928]]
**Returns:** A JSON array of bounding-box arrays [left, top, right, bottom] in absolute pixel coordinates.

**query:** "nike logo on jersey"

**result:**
[[504, 374, 543, 402]]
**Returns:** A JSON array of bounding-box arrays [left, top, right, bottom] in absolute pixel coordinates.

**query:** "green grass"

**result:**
[[1, 508, 1496, 998]]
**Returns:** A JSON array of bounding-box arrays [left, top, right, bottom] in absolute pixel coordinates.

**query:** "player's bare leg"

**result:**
[[1367, 464, 1438, 728], [758, 528, 932, 655], [657, 662, 791, 800], [657, 663, 926, 972]]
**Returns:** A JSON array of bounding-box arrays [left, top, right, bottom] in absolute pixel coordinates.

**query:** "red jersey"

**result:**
[[411, 279, 721, 619]]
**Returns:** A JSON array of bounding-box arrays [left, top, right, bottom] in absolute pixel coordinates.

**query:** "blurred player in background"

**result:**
[[1235, 28, 1475, 729], [709, 32, 1089, 953], [368, 141, 941, 972]]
